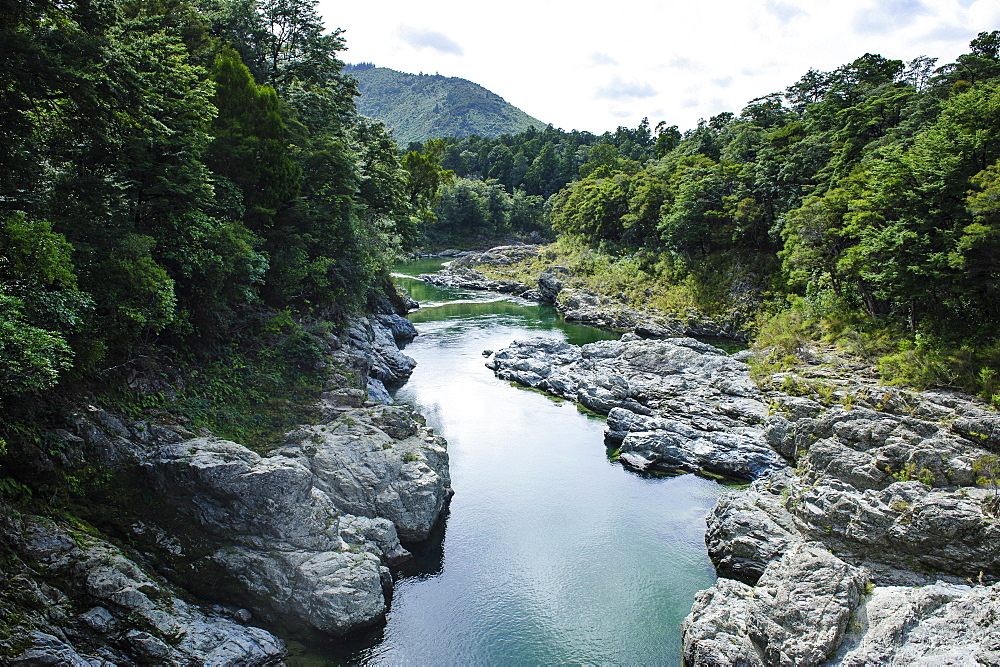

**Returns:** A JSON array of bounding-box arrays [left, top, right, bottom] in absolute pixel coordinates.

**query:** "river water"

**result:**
[[292, 259, 722, 665]]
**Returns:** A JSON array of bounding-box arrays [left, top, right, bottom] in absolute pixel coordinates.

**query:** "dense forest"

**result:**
[[3, 0, 1000, 454], [405, 120, 669, 245], [0, 0, 454, 445], [411, 34, 1000, 403]]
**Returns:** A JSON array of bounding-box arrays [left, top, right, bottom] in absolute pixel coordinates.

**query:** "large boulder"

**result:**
[[488, 335, 784, 480], [145, 402, 451, 634], [3, 509, 286, 665], [682, 544, 868, 666]]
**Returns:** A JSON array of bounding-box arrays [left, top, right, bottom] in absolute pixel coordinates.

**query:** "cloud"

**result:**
[[923, 24, 977, 43], [595, 76, 658, 100], [589, 52, 618, 66], [668, 56, 700, 71], [764, 0, 807, 23], [396, 25, 464, 55], [852, 0, 931, 34], [712, 76, 734, 88]]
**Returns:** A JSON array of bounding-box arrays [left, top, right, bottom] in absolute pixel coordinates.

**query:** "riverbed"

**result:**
[[292, 259, 723, 664]]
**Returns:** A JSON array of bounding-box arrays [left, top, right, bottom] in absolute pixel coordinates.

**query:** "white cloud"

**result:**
[[322, 0, 991, 134], [852, 0, 931, 34], [589, 52, 619, 66], [396, 25, 464, 56], [764, 0, 807, 23], [595, 76, 658, 100]]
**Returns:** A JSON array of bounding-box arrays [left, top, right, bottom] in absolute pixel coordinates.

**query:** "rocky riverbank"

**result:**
[[420, 245, 747, 340], [681, 371, 1000, 665], [486, 335, 785, 480], [486, 329, 1000, 663], [2, 310, 452, 663]]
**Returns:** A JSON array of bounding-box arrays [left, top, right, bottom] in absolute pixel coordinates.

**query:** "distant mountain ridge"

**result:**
[[346, 64, 547, 145]]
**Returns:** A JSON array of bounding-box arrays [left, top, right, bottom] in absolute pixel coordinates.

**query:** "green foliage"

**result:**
[[973, 455, 1000, 496], [0, 294, 74, 396], [429, 177, 546, 245], [885, 462, 935, 487], [206, 45, 300, 229], [0, 0, 422, 401]]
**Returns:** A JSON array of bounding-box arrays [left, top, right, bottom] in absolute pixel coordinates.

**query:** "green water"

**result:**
[[294, 260, 722, 665]]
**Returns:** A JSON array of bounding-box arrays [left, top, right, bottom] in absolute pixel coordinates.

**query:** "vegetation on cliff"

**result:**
[[0, 0, 445, 495]]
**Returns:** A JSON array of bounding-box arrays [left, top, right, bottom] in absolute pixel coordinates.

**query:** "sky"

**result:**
[[316, 0, 1000, 135]]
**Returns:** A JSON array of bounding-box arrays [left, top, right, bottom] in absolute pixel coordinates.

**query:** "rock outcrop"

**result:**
[[683, 543, 868, 666], [2, 508, 286, 665], [486, 334, 786, 480], [4, 311, 452, 661], [142, 401, 450, 637], [555, 287, 746, 340], [683, 358, 1000, 664]]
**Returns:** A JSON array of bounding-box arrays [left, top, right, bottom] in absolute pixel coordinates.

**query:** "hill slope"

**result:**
[[347, 64, 547, 145]]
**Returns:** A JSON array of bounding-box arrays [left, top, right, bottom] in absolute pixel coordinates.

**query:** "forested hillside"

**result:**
[[423, 35, 1000, 402], [0, 0, 440, 444], [347, 64, 547, 145], [405, 120, 669, 246]]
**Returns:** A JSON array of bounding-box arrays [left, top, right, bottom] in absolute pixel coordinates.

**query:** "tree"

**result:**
[[205, 45, 300, 230]]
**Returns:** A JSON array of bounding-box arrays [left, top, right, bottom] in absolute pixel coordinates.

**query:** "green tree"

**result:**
[[206, 45, 300, 230]]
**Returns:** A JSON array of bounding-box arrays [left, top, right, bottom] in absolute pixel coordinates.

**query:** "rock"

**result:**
[[690, 364, 1000, 663], [338, 315, 417, 390], [682, 544, 868, 666], [366, 377, 394, 405], [705, 473, 803, 585], [557, 288, 745, 340], [618, 451, 656, 472], [952, 412, 1000, 452], [12, 632, 94, 666], [79, 606, 117, 634], [746, 544, 868, 665], [339, 514, 410, 564], [209, 546, 387, 636], [616, 419, 786, 481], [144, 402, 450, 633], [831, 581, 1000, 665], [281, 406, 450, 542], [538, 271, 563, 304], [682, 578, 762, 666], [489, 336, 783, 480], [789, 480, 1000, 577], [448, 244, 541, 267], [375, 313, 418, 345], [3, 508, 287, 666]]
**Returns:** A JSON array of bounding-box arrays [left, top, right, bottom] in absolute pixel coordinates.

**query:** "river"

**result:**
[[290, 258, 723, 665]]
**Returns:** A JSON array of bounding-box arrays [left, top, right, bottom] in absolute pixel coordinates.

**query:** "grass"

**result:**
[[470, 238, 778, 325]]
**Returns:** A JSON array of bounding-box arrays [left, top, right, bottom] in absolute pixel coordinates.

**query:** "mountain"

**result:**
[[346, 64, 547, 145]]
